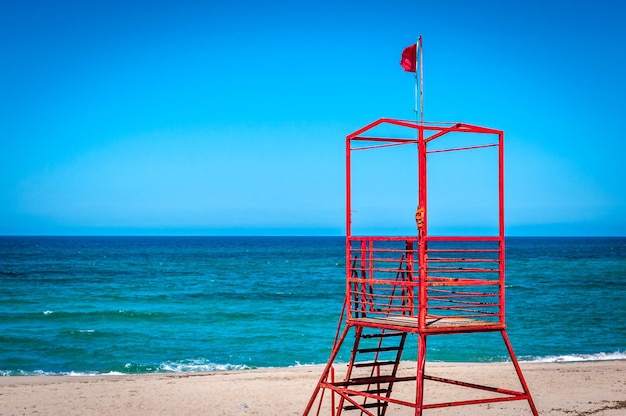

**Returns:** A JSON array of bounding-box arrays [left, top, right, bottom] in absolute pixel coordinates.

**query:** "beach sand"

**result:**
[[0, 360, 624, 415]]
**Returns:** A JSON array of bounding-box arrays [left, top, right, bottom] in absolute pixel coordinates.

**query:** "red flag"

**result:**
[[400, 43, 417, 72]]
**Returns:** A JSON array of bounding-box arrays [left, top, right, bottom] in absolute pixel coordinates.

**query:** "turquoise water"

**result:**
[[1, 236, 624, 375]]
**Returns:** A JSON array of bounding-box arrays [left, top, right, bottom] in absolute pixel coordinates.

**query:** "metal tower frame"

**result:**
[[304, 118, 538, 415]]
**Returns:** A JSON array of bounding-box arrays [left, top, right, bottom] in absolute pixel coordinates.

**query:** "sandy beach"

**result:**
[[0, 360, 624, 415]]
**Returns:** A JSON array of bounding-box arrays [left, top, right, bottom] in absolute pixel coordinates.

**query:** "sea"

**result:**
[[1, 236, 624, 376]]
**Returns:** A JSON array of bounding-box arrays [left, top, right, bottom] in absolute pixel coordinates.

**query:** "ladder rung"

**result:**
[[348, 375, 396, 384], [344, 402, 387, 410], [358, 346, 401, 353], [332, 375, 415, 387], [354, 360, 397, 368]]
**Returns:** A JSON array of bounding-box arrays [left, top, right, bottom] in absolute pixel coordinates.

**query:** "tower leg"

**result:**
[[304, 325, 351, 416], [415, 333, 427, 416], [501, 330, 539, 416]]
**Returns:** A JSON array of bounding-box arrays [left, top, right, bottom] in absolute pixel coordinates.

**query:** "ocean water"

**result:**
[[0, 236, 624, 376]]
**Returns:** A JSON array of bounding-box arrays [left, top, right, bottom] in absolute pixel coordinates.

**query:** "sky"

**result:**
[[1, 0, 625, 236]]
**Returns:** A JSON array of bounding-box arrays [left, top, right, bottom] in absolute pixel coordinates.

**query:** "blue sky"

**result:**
[[1, 0, 624, 236]]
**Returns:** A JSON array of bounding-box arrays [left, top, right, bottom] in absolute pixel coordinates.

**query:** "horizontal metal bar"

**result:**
[[427, 249, 500, 253], [428, 266, 499, 271], [349, 236, 420, 242], [423, 374, 527, 397], [351, 138, 418, 148], [427, 306, 500, 314], [328, 375, 416, 387], [426, 236, 501, 242], [427, 280, 499, 287], [428, 258, 499, 263], [350, 256, 412, 262], [423, 395, 530, 410], [428, 293, 500, 299], [425, 310, 500, 317], [352, 268, 416, 274], [350, 247, 418, 253], [428, 299, 500, 307], [426, 143, 498, 154]]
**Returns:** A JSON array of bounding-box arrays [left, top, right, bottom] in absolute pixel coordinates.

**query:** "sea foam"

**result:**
[[522, 351, 626, 363]]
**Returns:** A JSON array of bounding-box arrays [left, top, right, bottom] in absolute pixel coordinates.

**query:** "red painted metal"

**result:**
[[303, 118, 538, 415]]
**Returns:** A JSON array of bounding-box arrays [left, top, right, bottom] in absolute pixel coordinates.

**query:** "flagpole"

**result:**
[[414, 39, 419, 120], [418, 35, 423, 125]]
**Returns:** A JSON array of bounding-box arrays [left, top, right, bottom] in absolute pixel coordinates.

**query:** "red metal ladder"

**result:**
[[336, 327, 407, 415]]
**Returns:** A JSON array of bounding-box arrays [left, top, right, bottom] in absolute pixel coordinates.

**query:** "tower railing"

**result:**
[[347, 236, 504, 333]]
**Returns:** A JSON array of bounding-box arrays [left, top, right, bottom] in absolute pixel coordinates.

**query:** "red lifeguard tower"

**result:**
[[303, 118, 538, 415]]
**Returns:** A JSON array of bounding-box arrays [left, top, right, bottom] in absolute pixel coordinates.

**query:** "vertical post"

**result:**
[[417, 125, 427, 330], [415, 333, 427, 416], [416, 123, 428, 416], [360, 239, 368, 317], [345, 135, 353, 321], [330, 366, 336, 416], [406, 240, 415, 316], [498, 130, 506, 325], [346, 135, 352, 238], [498, 130, 505, 240]]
